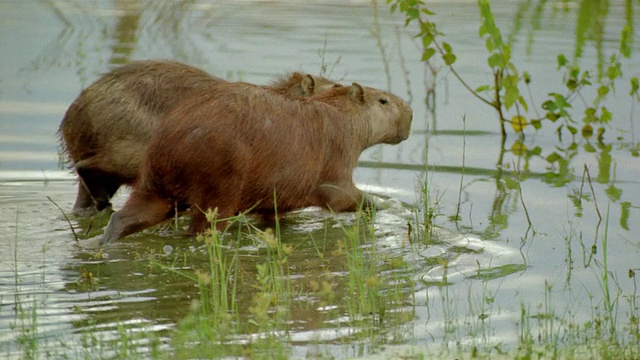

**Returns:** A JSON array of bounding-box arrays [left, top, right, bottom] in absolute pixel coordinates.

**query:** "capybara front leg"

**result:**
[[72, 181, 96, 216], [314, 183, 378, 212], [101, 193, 174, 244], [75, 161, 120, 213]]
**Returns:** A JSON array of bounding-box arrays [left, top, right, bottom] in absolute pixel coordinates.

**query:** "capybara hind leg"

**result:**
[[187, 207, 233, 235], [187, 208, 208, 235], [101, 193, 174, 244]]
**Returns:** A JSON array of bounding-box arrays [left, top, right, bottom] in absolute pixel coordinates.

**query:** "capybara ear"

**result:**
[[349, 83, 365, 104], [301, 74, 316, 95]]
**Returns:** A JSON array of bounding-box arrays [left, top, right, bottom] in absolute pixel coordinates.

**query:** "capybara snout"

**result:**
[[358, 84, 413, 144]]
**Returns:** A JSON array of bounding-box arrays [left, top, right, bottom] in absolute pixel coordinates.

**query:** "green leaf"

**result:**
[[546, 112, 559, 122], [485, 37, 495, 52], [582, 124, 593, 137], [510, 115, 527, 133], [541, 99, 556, 111], [503, 85, 520, 109], [630, 77, 639, 96], [566, 78, 578, 91], [620, 24, 631, 58], [531, 119, 542, 130], [518, 95, 528, 112], [421, 8, 435, 16], [546, 152, 562, 163], [584, 142, 596, 153], [597, 127, 606, 142], [583, 107, 596, 123], [475, 85, 491, 92], [580, 70, 592, 85], [606, 184, 622, 202], [422, 33, 433, 48], [443, 53, 456, 65], [510, 140, 527, 157], [552, 93, 570, 109], [607, 63, 621, 81], [620, 201, 630, 231], [557, 54, 568, 68], [567, 125, 578, 135], [522, 71, 531, 84], [407, 8, 419, 20], [600, 106, 612, 123], [487, 53, 502, 68], [597, 85, 610, 98], [479, 23, 487, 37], [442, 41, 453, 54], [504, 176, 520, 190], [421, 47, 436, 62]]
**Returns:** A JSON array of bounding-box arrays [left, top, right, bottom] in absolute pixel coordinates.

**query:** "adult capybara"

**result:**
[[100, 82, 413, 243], [59, 60, 339, 216]]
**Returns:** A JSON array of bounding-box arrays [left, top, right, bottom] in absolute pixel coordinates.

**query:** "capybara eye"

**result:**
[[378, 98, 388, 105]]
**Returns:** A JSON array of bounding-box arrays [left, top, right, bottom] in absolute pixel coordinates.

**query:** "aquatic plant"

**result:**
[[387, 0, 639, 142]]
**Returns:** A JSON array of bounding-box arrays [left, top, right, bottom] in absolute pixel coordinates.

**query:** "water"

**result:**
[[1, 0, 639, 358]]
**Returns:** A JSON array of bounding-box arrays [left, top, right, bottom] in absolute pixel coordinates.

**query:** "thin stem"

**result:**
[[427, 31, 496, 109], [46, 196, 78, 242], [455, 115, 466, 226], [494, 70, 507, 138]]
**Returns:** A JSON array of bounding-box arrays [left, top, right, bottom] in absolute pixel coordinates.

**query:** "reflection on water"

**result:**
[[0, 0, 639, 358], [1, 178, 516, 357]]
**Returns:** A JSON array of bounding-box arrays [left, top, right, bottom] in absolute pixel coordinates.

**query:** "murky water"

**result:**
[[1, 0, 639, 358]]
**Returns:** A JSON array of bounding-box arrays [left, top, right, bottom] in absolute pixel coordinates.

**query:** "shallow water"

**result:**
[[1, 0, 639, 358]]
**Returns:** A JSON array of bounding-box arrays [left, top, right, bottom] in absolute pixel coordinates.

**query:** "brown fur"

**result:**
[[101, 82, 413, 243], [58, 60, 337, 215]]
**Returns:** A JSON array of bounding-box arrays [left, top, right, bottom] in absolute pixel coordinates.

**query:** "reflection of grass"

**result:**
[[159, 201, 416, 358], [10, 207, 41, 360]]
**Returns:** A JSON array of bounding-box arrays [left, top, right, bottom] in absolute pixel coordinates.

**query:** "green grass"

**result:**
[[6, 166, 640, 360]]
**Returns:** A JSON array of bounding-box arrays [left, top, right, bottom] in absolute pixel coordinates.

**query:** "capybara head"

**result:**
[[313, 83, 413, 148], [268, 72, 341, 97]]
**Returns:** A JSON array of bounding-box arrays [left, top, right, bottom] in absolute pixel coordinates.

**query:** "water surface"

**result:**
[[1, 0, 639, 358]]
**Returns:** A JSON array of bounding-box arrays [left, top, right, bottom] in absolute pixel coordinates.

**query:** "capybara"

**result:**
[[58, 60, 339, 216], [100, 81, 413, 243]]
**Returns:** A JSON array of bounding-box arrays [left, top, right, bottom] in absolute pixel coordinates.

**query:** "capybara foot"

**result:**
[[100, 211, 124, 244]]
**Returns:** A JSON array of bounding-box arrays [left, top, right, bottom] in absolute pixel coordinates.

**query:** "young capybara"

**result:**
[[100, 81, 413, 244], [58, 60, 339, 216]]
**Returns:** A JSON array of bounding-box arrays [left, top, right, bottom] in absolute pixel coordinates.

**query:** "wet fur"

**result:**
[[58, 60, 337, 215], [101, 82, 413, 243]]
